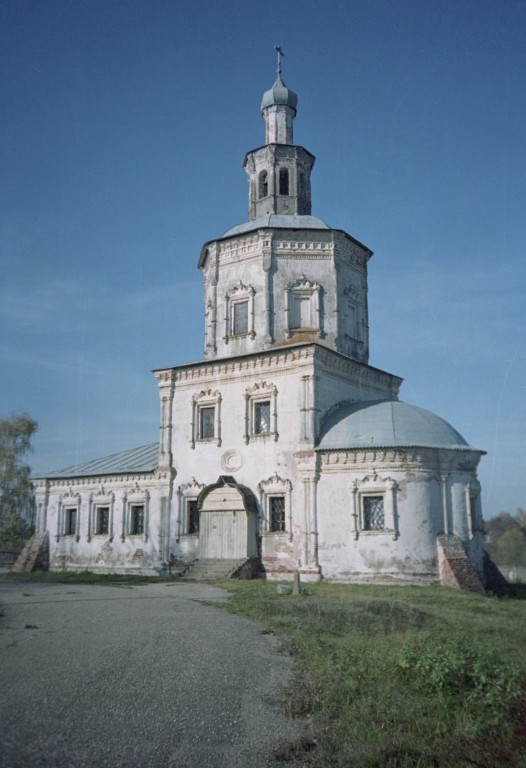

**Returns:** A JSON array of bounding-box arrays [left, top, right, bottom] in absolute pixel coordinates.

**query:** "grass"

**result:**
[[0, 569, 170, 585], [219, 581, 526, 768]]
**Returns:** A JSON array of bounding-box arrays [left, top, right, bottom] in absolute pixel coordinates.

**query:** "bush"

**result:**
[[397, 635, 522, 729], [0, 513, 34, 550]]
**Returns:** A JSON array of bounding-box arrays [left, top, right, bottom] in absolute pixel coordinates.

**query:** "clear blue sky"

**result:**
[[1, 0, 525, 520]]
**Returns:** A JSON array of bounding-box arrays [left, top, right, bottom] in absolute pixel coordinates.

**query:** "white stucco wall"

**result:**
[[201, 228, 371, 363], [34, 470, 173, 575], [315, 448, 484, 584]]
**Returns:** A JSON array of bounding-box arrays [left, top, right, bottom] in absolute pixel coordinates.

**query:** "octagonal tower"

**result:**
[[199, 56, 371, 364]]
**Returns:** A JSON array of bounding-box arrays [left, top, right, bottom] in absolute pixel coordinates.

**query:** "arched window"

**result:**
[[258, 171, 268, 198], [279, 168, 289, 195]]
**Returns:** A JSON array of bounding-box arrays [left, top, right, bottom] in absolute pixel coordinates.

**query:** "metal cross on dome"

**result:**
[[274, 45, 284, 75]]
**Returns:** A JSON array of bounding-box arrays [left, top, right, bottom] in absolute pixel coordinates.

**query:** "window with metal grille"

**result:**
[[233, 301, 248, 335], [130, 504, 144, 535], [187, 500, 199, 534], [269, 495, 286, 533], [65, 508, 77, 536], [363, 496, 384, 530], [199, 407, 215, 439], [254, 400, 271, 434], [96, 506, 109, 535], [279, 168, 289, 195]]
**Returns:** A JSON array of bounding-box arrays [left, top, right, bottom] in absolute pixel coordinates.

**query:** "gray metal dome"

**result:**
[[222, 214, 329, 238], [261, 72, 298, 112], [318, 400, 474, 451]]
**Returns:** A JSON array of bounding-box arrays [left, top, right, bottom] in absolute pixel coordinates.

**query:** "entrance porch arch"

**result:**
[[197, 476, 258, 559]]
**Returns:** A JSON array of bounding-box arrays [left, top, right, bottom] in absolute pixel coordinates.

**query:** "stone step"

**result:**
[[12, 532, 49, 572], [437, 534, 485, 594], [180, 558, 250, 581]]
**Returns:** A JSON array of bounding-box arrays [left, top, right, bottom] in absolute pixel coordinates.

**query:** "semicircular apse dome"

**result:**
[[318, 399, 473, 451]]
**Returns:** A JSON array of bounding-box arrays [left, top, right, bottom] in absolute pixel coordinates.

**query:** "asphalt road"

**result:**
[[0, 581, 302, 768]]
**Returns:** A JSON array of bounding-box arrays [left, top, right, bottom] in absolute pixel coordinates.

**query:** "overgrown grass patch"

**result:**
[[220, 581, 526, 767], [0, 570, 171, 586]]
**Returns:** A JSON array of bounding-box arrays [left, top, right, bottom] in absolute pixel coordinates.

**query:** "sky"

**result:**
[[1, 0, 525, 520]]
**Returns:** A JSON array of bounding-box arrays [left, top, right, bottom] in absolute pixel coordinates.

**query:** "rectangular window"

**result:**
[[279, 168, 289, 196], [199, 407, 215, 439], [347, 303, 356, 337], [233, 301, 248, 335], [96, 506, 110, 535], [269, 496, 286, 533], [187, 500, 199, 534], [130, 504, 144, 535], [254, 400, 271, 434], [65, 508, 77, 536], [290, 294, 311, 329], [363, 496, 385, 531]]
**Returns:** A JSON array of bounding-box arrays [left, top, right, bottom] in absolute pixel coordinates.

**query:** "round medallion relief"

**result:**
[[221, 450, 242, 472]]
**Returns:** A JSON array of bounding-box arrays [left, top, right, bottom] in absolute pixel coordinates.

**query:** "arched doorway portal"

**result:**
[[197, 476, 258, 559]]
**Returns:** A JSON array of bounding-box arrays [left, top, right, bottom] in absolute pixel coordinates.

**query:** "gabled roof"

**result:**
[[37, 443, 159, 480]]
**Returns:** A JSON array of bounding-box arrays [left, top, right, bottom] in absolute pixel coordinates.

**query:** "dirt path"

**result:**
[[0, 581, 302, 768]]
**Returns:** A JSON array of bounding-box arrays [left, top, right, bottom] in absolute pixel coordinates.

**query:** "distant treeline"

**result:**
[[484, 509, 526, 567]]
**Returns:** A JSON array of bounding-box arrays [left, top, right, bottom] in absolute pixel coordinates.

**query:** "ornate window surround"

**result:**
[[191, 389, 222, 448], [120, 488, 150, 542], [284, 275, 322, 336], [224, 281, 256, 342], [176, 478, 206, 538], [343, 289, 360, 339], [342, 282, 367, 358], [258, 170, 268, 199], [279, 167, 289, 195], [258, 473, 293, 540], [244, 381, 278, 443], [351, 474, 399, 540], [88, 491, 115, 542], [57, 491, 81, 542]]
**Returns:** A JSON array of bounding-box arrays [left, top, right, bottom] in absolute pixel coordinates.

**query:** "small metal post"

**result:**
[[292, 569, 301, 595]]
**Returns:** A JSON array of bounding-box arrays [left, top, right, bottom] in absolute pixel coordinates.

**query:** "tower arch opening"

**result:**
[[279, 168, 289, 196], [258, 170, 268, 199]]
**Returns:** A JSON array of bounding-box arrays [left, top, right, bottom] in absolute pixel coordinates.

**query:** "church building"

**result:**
[[33, 56, 487, 587]]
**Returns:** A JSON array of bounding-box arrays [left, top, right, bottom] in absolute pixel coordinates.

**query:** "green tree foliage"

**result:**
[[497, 527, 526, 567], [484, 511, 519, 543], [515, 507, 526, 529], [484, 509, 526, 566], [0, 414, 38, 548]]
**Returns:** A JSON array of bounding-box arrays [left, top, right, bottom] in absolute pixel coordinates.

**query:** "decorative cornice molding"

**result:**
[[160, 344, 316, 385], [287, 274, 321, 291], [180, 477, 206, 495], [245, 380, 277, 396], [193, 387, 221, 403], [41, 472, 161, 490], [226, 280, 255, 298], [154, 343, 400, 394], [318, 446, 483, 470], [258, 472, 292, 493]]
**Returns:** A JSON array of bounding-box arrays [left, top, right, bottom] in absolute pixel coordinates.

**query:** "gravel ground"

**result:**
[[0, 581, 304, 768]]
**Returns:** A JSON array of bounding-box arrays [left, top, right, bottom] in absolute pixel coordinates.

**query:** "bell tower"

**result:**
[[244, 47, 315, 220], [199, 50, 372, 364]]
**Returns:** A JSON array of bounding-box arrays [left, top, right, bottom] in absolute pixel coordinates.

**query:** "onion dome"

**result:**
[[261, 71, 298, 113]]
